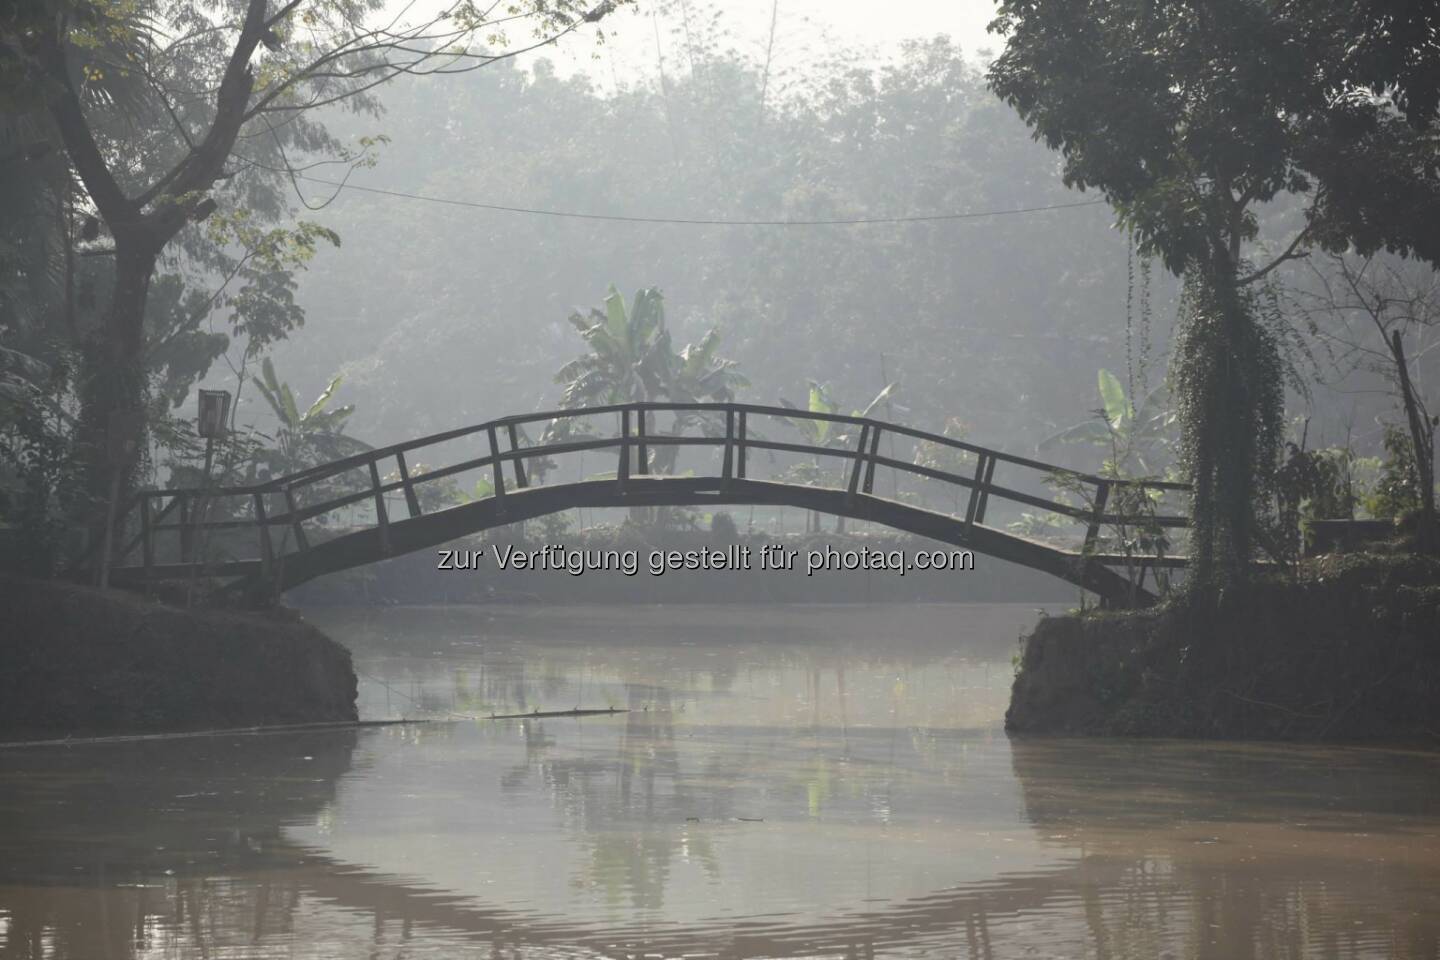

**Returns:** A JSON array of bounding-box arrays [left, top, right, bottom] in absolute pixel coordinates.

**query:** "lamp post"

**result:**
[[197, 389, 231, 469]]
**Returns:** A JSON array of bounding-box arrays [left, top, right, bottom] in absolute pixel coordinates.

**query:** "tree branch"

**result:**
[[1238, 223, 1313, 285], [38, 19, 134, 229]]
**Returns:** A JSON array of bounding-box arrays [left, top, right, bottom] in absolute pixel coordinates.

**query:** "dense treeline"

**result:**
[[5, 0, 1439, 591], [276, 36, 1175, 454]]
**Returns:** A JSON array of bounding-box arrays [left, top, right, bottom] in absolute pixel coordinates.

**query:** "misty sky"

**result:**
[[388, 1, 1001, 91], [568, 1, 999, 90]]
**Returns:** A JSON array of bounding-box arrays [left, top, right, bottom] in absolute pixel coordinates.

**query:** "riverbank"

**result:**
[[1007, 552, 1440, 741], [0, 577, 357, 741]]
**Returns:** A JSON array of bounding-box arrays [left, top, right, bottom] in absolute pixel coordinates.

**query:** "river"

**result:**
[[2, 603, 1439, 958]]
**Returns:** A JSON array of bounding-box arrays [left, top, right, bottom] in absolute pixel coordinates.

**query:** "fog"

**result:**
[[236, 26, 1163, 467], [197, 1, 1415, 486]]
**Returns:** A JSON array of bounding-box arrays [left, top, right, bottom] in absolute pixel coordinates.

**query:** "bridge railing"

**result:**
[[91, 401, 1190, 582]]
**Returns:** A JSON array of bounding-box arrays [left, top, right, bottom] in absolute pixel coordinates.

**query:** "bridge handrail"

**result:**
[[92, 401, 1191, 584], [131, 401, 1191, 499]]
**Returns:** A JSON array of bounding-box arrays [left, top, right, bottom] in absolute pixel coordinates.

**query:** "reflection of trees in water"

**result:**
[[23, 728, 1431, 958], [0, 876, 315, 960], [1009, 739, 1440, 960], [501, 684, 701, 912], [0, 729, 358, 959], [357, 621, 1006, 724]]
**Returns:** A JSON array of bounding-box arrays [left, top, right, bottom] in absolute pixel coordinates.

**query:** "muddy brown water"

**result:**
[[2, 603, 1439, 959]]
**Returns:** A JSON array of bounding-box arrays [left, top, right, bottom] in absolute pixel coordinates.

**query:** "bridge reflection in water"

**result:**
[[3, 604, 1439, 959], [94, 402, 1190, 605]]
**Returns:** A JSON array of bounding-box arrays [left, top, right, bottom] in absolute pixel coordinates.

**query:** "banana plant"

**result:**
[[549, 284, 748, 476], [554, 286, 672, 409], [778, 380, 900, 450], [253, 357, 371, 478], [777, 380, 900, 532], [1039, 369, 1174, 477]]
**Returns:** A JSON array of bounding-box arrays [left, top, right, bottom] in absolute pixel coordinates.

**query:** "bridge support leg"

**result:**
[[396, 451, 422, 519], [846, 425, 870, 506], [616, 410, 631, 493], [253, 492, 275, 584], [506, 423, 529, 488], [864, 426, 881, 493], [140, 495, 153, 585], [284, 484, 310, 552], [737, 411, 747, 479], [486, 426, 508, 517], [721, 409, 735, 486], [964, 454, 990, 537], [1083, 480, 1111, 555], [636, 408, 648, 475], [369, 460, 392, 555]]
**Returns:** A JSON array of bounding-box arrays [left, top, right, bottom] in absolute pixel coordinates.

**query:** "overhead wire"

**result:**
[[292, 173, 1107, 226]]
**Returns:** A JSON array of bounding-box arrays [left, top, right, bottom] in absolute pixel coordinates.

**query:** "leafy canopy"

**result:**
[[987, 0, 1440, 275]]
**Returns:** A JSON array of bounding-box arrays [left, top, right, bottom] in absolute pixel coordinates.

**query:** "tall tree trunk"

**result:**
[[1177, 250, 1272, 590], [79, 240, 157, 547]]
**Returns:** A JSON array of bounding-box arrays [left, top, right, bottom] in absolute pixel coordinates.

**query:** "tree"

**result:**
[[554, 284, 746, 466], [2, 0, 630, 537], [283, 30, 1149, 459], [551, 284, 746, 526], [1293, 254, 1440, 548], [556, 286, 675, 410], [987, 0, 1440, 588], [252, 358, 368, 476]]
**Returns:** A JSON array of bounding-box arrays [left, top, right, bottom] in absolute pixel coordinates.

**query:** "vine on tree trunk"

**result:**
[[1171, 261, 1287, 591]]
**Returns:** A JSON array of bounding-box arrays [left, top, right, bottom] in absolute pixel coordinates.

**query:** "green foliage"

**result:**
[[709, 511, 738, 539], [381, 460, 459, 513], [989, 0, 1440, 588], [988, 0, 1440, 273], [1267, 442, 1363, 563], [0, 343, 82, 573], [555, 285, 747, 411], [1170, 272, 1288, 583], [1367, 425, 1424, 521], [288, 33, 1149, 461], [534, 510, 573, 541], [454, 474, 496, 504], [252, 358, 370, 478], [552, 283, 748, 484], [1039, 369, 1174, 477], [913, 417, 975, 514], [778, 380, 898, 449]]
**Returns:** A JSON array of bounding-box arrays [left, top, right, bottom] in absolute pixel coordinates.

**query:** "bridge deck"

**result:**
[[90, 401, 1188, 606]]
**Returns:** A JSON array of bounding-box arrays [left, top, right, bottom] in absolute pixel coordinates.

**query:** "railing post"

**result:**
[[636, 407, 649, 475], [486, 426, 508, 514], [737, 410, 748, 480], [369, 460, 391, 555], [1084, 480, 1111, 554], [617, 409, 631, 492], [721, 408, 735, 483], [846, 424, 870, 504], [178, 496, 193, 563], [253, 491, 275, 582], [864, 425, 881, 494], [506, 423, 529, 488], [396, 451, 422, 519], [975, 455, 997, 525], [964, 453, 990, 536], [284, 484, 310, 552], [139, 495, 153, 582]]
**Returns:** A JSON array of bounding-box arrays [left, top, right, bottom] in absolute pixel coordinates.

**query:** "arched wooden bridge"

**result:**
[[93, 401, 1189, 605]]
